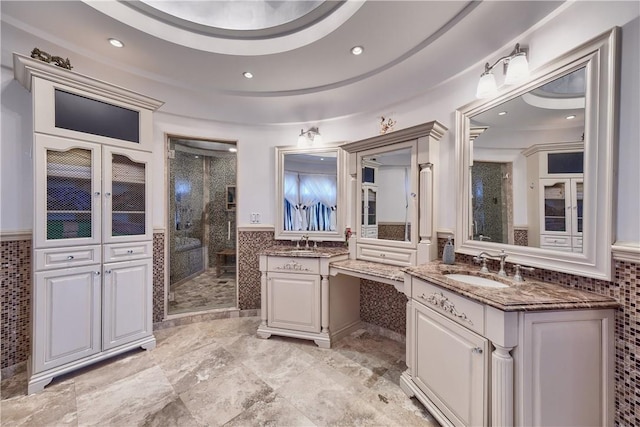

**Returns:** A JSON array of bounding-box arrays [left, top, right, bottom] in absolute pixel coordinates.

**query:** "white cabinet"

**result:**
[[361, 159, 379, 239], [257, 252, 360, 348], [266, 272, 321, 333], [33, 265, 102, 373], [412, 300, 488, 427], [539, 178, 583, 252], [524, 143, 583, 251], [15, 54, 162, 394], [400, 275, 614, 427]]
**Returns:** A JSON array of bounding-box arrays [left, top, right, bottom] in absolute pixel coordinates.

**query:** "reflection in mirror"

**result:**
[[275, 145, 344, 242], [469, 67, 585, 251], [456, 28, 618, 280], [361, 147, 413, 242], [283, 152, 337, 232]]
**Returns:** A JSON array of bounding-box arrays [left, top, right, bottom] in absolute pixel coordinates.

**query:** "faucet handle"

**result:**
[[473, 254, 489, 273], [513, 264, 535, 282]]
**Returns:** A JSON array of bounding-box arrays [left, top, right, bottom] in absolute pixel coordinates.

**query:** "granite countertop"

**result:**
[[404, 261, 619, 312], [260, 245, 349, 258], [330, 259, 404, 283]]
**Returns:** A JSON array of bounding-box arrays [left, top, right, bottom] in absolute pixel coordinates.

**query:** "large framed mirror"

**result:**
[[275, 145, 346, 241], [455, 28, 619, 280]]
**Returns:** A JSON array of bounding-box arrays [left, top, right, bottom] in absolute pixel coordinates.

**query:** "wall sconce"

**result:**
[[297, 127, 323, 146], [476, 43, 530, 99]]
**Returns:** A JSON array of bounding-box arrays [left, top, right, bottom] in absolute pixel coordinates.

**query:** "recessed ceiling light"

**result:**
[[243, 72, 253, 79], [108, 38, 124, 48], [229, 147, 238, 153], [566, 115, 576, 120], [351, 46, 364, 56], [498, 111, 507, 116]]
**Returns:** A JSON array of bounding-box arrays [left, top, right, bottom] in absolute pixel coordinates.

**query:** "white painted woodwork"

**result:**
[[23, 62, 159, 394], [33, 265, 102, 372], [34, 135, 102, 249], [412, 300, 488, 427], [341, 121, 446, 266], [400, 275, 615, 426], [267, 272, 321, 333], [35, 245, 100, 270], [102, 259, 153, 350], [455, 28, 618, 281], [257, 253, 360, 348], [103, 241, 153, 262]]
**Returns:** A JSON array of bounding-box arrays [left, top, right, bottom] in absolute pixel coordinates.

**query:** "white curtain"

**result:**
[[284, 171, 303, 230], [284, 173, 334, 231]]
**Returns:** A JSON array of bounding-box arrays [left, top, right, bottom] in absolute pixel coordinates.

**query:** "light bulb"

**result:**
[[505, 53, 529, 85], [476, 72, 498, 99]]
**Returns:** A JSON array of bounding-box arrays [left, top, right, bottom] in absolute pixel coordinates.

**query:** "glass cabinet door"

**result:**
[[35, 135, 101, 248], [103, 146, 151, 243], [572, 180, 584, 235], [367, 186, 377, 226], [540, 179, 570, 234]]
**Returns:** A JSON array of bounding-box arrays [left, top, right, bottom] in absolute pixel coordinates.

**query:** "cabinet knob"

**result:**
[[105, 192, 111, 197], [94, 192, 100, 196], [94, 271, 101, 276], [127, 249, 134, 254], [105, 270, 112, 274], [67, 255, 74, 260], [472, 347, 483, 354]]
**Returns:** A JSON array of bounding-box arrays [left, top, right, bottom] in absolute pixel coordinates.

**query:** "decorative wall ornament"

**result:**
[[30, 48, 72, 70], [275, 260, 312, 271], [420, 291, 473, 325], [379, 115, 396, 134]]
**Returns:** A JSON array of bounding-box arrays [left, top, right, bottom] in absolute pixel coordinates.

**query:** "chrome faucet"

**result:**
[[473, 250, 508, 276]]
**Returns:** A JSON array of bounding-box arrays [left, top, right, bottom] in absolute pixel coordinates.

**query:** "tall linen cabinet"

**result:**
[[13, 54, 164, 394]]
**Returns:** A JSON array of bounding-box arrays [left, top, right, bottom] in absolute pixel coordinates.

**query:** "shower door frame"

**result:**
[[163, 133, 239, 319]]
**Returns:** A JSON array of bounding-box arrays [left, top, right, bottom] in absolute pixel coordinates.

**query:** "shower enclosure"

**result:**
[[168, 138, 237, 315]]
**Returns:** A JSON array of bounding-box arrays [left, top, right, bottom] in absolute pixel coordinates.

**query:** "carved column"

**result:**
[[492, 344, 515, 426], [321, 274, 330, 334], [260, 270, 267, 326], [419, 162, 433, 245]]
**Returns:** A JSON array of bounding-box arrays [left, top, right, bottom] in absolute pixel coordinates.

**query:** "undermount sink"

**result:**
[[444, 273, 509, 288], [287, 249, 316, 254]]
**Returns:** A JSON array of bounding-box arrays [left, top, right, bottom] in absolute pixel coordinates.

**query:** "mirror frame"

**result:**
[[274, 144, 347, 242], [455, 27, 619, 281]]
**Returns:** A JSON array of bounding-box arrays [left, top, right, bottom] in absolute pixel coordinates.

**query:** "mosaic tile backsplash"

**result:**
[[1, 233, 638, 427]]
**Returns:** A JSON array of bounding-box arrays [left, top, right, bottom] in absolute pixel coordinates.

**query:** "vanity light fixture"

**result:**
[[243, 71, 253, 79], [108, 38, 124, 48], [351, 46, 364, 55], [498, 111, 508, 116], [476, 43, 530, 99], [297, 127, 323, 146]]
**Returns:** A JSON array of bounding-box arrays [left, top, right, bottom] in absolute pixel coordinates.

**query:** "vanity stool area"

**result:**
[[400, 262, 618, 427]]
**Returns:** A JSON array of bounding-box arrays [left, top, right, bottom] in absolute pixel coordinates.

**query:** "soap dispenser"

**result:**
[[442, 237, 455, 265]]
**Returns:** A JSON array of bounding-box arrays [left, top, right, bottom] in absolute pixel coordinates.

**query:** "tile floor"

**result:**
[[169, 269, 237, 315], [1, 317, 439, 426]]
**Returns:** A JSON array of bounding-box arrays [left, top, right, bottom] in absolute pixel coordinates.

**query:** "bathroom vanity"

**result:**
[[257, 246, 360, 348], [399, 262, 618, 426]]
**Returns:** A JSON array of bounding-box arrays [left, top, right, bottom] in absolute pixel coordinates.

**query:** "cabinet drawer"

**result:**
[[357, 244, 414, 266], [35, 246, 100, 271], [267, 257, 320, 275], [540, 234, 571, 247], [103, 241, 152, 262], [411, 278, 485, 335]]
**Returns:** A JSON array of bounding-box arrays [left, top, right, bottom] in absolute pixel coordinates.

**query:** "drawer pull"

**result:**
[[419, 291, 473, 326], [105, 270, 112, 274], [67, 255, 75, 260], [127, 249, 134, 254], [472, 347, 483, 354]]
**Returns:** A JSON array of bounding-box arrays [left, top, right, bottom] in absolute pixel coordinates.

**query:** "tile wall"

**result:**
[[2, 232, 638, 426]]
